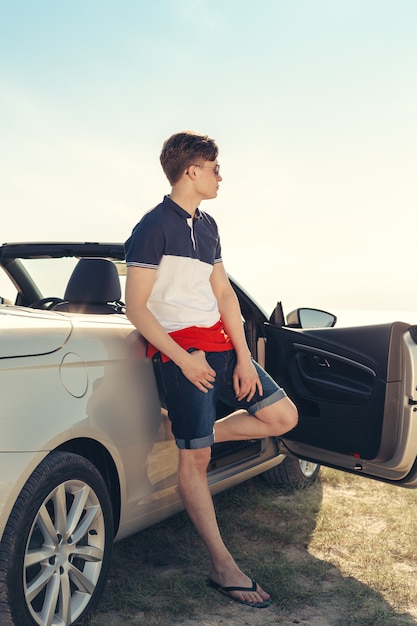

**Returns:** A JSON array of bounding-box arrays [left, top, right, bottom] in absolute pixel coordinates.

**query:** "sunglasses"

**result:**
[[191, 163, 221, 176]]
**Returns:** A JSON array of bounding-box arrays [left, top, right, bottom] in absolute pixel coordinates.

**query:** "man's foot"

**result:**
[[207, 564, 271, 607], [207, 577, 272, 608]]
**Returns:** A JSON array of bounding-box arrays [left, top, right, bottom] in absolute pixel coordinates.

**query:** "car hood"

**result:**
[[0, 306, 72, 358]]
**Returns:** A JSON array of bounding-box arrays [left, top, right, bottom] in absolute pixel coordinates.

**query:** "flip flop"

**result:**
[[207, 578, 272, 608]]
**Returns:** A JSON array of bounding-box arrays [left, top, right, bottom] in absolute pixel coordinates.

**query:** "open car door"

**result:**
[[264, 319, 417, 487]]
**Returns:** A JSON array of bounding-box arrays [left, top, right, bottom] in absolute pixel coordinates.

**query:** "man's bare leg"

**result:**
[[214, 396, 298, 444], [177, 447, 270, 605]]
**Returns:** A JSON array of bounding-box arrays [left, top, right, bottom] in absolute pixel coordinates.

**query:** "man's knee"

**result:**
[[257, 396, 298, 436], [178, 446, 211, 474], [281, 397, 298, 431]]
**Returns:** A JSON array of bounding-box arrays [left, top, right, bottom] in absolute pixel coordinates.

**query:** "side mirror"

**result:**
[[286, 308, 337, 329]]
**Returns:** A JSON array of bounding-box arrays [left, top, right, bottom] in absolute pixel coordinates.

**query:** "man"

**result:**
[[125, 131, 298, 608]]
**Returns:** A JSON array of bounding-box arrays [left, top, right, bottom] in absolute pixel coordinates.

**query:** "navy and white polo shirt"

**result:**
[[125, 195, 223, 333]]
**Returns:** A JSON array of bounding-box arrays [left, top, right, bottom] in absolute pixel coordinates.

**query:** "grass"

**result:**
[[87, 468, 417, 626]]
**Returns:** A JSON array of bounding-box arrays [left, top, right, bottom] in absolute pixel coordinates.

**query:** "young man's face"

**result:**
[[191, 160, 222, 200]]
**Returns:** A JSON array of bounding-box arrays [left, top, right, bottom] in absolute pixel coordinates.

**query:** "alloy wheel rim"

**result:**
[[298, 459, 318, 478], [24, 479, 105, 625]]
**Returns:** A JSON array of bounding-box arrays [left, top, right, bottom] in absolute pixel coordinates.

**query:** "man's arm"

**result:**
[[210, 263, 262, 401], [125, 266, 215, 392]]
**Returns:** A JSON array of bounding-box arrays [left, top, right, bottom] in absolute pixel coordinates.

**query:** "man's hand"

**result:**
[[180, 350, 216, 393], [233, 358, 263, 402]]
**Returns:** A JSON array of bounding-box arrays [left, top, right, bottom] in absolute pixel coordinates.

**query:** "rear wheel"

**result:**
[[263, 455, 320, 489], [0, 451, 113, 626]]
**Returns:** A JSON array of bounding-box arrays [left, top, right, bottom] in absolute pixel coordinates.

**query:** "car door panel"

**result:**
[[292, 343, 376, 404], [264, 320, 417, 484]]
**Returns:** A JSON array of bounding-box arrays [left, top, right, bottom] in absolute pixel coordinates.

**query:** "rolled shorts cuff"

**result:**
[[247, 387, 287, 416], [175, 432, 215, 450]]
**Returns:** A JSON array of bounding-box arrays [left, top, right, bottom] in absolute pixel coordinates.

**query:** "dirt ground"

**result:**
[[173, 603, 341, 626], [127, 599, 343, 626]]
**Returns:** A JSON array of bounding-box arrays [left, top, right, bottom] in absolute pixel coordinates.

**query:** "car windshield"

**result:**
[[22, 258, 81, 298], [0, 254, 127, 304], [28, 258, 127, 298]]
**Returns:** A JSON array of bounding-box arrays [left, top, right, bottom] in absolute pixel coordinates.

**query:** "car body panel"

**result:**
[[0, 307, 72, 357]]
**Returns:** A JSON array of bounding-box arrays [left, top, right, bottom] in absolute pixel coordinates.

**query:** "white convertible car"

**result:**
[[1, 242, 417, 626]]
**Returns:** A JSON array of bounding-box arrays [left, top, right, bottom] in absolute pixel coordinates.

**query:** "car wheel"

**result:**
[[0, 451, 114, 626], [263, 455, 320, 489]]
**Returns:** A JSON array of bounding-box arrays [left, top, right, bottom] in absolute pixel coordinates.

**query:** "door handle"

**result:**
[[313, 355, 331, 368]]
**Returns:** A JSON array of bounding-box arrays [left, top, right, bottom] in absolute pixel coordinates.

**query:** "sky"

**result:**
[[1, 0, 416, 319]]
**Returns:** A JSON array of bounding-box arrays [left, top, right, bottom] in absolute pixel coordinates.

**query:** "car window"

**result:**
[[21, 258, 80, 298], [19, 258, 127, 301], [0, 267, 18, 303]]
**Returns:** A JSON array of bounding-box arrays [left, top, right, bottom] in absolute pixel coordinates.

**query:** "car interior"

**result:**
[[51, 258, 125, 314]]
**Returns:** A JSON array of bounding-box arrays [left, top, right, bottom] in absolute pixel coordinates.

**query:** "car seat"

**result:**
[[53, 257, 124, 314]]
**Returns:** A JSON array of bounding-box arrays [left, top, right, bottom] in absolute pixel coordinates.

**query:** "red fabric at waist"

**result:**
[[147, 319, 234, 363]]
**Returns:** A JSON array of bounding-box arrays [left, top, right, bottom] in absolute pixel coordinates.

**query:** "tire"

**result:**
[[0, 451, 114, 626], [263, 455, 320, 489]]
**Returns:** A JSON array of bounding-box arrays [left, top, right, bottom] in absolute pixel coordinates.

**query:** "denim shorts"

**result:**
[[152, 349, 286, 449]]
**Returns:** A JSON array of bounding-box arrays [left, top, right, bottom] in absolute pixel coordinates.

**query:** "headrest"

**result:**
[[64, 258, 121, 304]]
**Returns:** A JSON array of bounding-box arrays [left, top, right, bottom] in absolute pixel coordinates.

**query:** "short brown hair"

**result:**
[[160, 131, 218, 185]]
